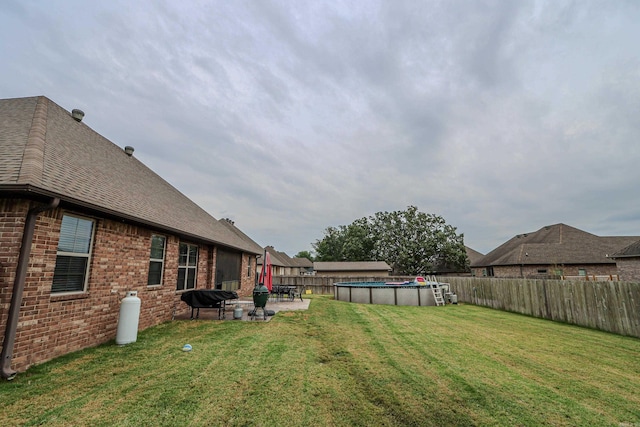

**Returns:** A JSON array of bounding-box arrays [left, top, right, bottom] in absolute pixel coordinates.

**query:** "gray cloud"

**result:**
[[2, 0, 640, 255]]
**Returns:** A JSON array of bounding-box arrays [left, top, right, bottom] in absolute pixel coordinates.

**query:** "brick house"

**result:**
[[431, 246, 481, 276], [256, 246, 314, 276], [610, 240, 640, 282], [0, 96, 262, 378], [471, 223, 639, 279]]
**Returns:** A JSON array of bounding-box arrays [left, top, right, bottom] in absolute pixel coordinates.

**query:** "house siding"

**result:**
[[0, 199, 254, 373]]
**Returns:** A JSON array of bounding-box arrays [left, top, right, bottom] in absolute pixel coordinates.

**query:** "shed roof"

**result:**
[[313, 261, 392, 272], [0, 96, 261, 254]]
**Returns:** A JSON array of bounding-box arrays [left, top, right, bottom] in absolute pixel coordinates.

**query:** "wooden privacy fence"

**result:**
[[560, 274, 620, 281], [272, 275, 640, 338], [444, 277, 640, 339], [273, 276, 640, 338]]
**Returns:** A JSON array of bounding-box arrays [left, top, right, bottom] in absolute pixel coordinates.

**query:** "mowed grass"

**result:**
[[1, 296, 639, 426]]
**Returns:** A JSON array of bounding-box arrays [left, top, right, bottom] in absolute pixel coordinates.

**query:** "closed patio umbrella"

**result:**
[[259, 251, 273, 292], [252, 250, 272, 319]]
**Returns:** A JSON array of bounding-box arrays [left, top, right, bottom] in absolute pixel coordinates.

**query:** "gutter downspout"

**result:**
[[1, 197, 60, 380]]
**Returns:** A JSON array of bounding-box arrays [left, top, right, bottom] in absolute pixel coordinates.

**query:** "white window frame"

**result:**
[[147, 235, 166, 286], [177, 242, 198, 291], [52, 214, 95, 294]]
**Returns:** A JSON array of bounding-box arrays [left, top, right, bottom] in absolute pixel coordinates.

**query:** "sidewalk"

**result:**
[[175, 297, 311, 322]]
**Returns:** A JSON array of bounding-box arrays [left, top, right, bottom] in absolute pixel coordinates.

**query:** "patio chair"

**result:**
[[290, 287, 303, 302]]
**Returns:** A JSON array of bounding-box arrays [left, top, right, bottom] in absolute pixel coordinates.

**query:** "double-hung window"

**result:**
[[148, 235, 166, 286], [52, 215, 95, 293], [177, 243, 198, 291]]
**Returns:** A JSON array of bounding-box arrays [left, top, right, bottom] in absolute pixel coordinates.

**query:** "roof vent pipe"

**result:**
[[71, 109, 84, 122], [124, 146, 134, 156]]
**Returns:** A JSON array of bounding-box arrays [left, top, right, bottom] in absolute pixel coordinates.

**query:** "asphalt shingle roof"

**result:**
[[465, 246, 484, 265], [290, 257, 313, 268], [472, 223, 639, 267], [611, 240, 640, 258], [0, 96, 260, 254]]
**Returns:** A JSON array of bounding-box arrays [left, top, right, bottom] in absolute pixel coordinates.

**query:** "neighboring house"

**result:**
[[471, 223, 639, 279], [256, 246, 288, 276], [268, 247, 294, 276], [465, 246, 484, 267], [290, 256, 314, 275], [610, 240, 640, 282], [433, 245, 483, 276], [256, 246, 313, 276], [0, 96, 262, 377], [313, 261, 392, 277]]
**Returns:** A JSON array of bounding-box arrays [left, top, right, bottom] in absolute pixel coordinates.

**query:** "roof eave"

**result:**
[[1, 186, 261, 255], [609, 254, 639, 259]]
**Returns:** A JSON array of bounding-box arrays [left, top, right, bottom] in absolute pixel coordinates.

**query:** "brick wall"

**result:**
[[472, 263, 619, 278], [0, 199, 29, 366], [1, 200, 256, 373], [238, 253, 255, 298], [616, 258, 640, 282]]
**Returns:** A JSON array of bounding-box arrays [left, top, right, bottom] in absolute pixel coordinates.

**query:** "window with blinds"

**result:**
[[52, 215, 95, 293]]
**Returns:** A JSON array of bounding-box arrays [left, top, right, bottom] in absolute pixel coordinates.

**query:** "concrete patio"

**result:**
[[174, 297, 311, 322]]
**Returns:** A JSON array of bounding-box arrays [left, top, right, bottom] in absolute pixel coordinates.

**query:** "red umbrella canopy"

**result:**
[[259, 251, 273, 292]]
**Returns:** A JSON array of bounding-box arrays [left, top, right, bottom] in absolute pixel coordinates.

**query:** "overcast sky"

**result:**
[[2, 1, 640, 255]]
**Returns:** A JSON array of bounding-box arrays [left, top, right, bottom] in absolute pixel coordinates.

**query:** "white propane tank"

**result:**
[[115, 291, 141, 345], [233, 305, 243, 319]]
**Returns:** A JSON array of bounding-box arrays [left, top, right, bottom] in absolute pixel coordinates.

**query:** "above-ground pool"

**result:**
[[334, 281, 449, 306]]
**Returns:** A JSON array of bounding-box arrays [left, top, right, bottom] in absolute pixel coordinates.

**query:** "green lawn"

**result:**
[[1, 296, 639, 426]]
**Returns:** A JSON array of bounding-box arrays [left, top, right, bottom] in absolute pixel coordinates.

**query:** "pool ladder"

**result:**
[[428, 275, 446, 306]]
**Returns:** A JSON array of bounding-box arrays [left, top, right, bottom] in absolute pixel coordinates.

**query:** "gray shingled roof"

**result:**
[[0, 96, 260, 254], [290, 257, 313, 268], [313, 261, 392, 271], [256, 246, 314, 268], [465, 246, 484, 265], [611, 240, 640, 258], [218, 218, 264, 254], [257, 246, 289, 267], [472, 223, 639, 267]]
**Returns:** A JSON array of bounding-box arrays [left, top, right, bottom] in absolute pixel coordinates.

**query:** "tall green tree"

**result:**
[[293, 250, 314, 261], [313, 226, 347, 261], [341, 217, 376, 261], [312, 206, 468, 275]]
